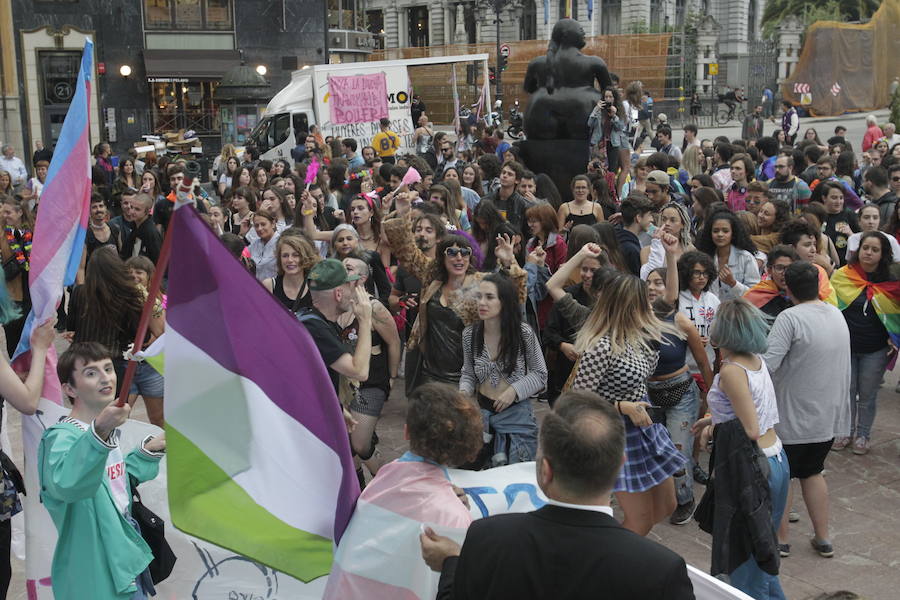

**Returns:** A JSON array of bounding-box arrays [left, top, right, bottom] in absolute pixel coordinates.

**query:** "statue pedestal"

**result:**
[[516, 139, 589, 204]]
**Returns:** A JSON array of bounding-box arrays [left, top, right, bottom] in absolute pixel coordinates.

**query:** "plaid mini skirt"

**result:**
[[614, 416, 687, 493]]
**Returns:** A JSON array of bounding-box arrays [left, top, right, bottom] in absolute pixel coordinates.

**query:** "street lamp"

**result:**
[[255, 65, 268, 76], [119, 64, 132, 78]]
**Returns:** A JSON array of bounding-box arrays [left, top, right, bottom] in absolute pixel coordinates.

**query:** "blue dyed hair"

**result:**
[[0, 282, 21, 325], [709, 298, 770, 355]]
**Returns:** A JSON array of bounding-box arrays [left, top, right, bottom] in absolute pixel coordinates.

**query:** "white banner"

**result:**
[[22, 402, 748, 599]]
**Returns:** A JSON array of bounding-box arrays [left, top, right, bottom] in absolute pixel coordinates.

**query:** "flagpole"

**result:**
[[115, 216, 175, 407]]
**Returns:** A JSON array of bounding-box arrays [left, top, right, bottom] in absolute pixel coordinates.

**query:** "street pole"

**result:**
[[495, 1, 503, 100]]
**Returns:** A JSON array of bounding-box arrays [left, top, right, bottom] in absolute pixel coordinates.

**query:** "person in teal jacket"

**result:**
[[38, 342, 166, 600]]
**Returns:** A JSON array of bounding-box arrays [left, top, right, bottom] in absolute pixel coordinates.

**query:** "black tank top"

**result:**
[[272, 275, 312, 312], [565, 203, 598, 228], [341, 305, 389, 390]]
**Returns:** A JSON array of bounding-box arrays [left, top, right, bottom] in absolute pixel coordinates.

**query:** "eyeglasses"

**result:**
[[690, 270, 710, 279], [444, 247, 472, 258], [770, 264, 789, 273]]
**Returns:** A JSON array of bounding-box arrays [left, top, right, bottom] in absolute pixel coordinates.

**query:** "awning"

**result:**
[[143, 49, 242, 80]]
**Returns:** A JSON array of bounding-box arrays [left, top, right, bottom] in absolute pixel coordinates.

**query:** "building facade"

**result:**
[[362, 0, 765, 87], [5, 0, 326, 159]]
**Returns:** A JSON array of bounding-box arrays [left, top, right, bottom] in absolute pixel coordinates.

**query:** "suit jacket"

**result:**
[[437, 504, 695, 600]]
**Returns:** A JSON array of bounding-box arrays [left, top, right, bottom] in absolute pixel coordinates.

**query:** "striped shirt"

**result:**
[[460, 322, 547, 402]]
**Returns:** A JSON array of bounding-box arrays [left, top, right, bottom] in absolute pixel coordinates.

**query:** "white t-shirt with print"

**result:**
[[678, 289, 721, 369]]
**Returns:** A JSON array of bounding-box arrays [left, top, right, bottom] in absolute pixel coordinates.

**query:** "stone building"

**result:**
[[360, 0, 768, 88]]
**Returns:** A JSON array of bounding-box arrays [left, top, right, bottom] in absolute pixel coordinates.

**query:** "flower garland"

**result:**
[[5, 227, 32, 271]]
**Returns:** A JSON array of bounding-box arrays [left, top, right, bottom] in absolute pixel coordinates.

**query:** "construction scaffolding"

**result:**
[[371, 33, 674, 126]]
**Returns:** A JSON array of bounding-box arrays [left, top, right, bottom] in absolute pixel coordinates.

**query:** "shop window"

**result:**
[[144, 0, 233, 30], [151, 80, 218, 136]]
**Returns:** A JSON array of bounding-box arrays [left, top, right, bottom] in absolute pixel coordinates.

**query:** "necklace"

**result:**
[[5, 227, 32, 271]]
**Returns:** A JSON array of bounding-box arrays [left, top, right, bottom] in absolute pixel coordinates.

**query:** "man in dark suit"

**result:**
[[421, 390, 695, 600]]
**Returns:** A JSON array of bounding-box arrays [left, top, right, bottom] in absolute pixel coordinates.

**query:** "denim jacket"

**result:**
[[711, 246, 761, 301], [588, 107, 629, 149]]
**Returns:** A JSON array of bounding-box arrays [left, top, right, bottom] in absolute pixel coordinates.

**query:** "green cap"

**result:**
[[308, 258, 359, 291]]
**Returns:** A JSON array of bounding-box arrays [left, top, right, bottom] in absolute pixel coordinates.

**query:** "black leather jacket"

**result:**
[[696, 419, 780, 577]]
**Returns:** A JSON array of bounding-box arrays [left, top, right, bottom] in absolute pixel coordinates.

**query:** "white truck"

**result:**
[[249, 54, 490, 163]]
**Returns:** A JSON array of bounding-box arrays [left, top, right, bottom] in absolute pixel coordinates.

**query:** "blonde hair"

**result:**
[[682, 144, 703, 177], [735, 210, 759, 235], [575, 273, 676, 354]]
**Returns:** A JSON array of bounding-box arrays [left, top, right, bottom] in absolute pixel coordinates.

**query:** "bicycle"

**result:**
[[716, 101, 747, 126]]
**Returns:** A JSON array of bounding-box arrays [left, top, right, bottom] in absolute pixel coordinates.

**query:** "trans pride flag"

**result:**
[[11, 39, 93, 401], [164, 205, 359, 581]]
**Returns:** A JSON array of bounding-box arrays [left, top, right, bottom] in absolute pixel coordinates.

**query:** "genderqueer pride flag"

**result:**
[[164, 206, 359, 582]]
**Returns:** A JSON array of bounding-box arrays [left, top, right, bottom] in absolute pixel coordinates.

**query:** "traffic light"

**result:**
[[499, 54, 508, 72], [489, 66, 496, 82]]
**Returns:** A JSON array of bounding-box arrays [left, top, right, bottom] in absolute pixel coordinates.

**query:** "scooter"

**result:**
[[506, 99, 524, 139], [489, 99, 503, 128]]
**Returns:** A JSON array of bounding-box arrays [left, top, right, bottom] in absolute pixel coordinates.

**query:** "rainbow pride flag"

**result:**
[[164, 205, 359, 581], [828, 263, 900, 347], [11, 39, 92, 402]]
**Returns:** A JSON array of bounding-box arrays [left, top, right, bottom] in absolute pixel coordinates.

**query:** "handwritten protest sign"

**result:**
[[328, 73, 389, 125]]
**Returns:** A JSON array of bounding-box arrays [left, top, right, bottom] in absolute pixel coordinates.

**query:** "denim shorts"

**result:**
[[128, 361, 165, 398]]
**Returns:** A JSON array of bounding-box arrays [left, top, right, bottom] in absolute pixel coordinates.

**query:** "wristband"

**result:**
[[301, 208, 316, 216], [616, 401, 624, 415]]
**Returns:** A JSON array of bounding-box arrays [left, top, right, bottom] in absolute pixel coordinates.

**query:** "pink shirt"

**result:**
[[726, 187, 748, 212]]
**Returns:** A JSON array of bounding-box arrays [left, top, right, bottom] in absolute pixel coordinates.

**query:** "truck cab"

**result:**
[[249, 70, 316, 162]]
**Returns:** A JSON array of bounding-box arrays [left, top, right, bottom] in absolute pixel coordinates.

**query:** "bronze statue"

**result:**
[[523, 19, 613, 140], [518, 19, 612, 201]]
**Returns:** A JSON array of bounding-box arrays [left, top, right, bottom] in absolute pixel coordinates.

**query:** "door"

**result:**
[[38, 51, 82, 148]]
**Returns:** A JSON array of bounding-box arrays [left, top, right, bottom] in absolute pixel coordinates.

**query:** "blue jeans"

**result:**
[[849, 348, 890, 439], [660, 377, 700, 506], [729, 449, 789, 600]]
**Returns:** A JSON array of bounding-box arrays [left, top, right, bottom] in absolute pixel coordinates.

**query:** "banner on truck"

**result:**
[[316, 67, 414, 154], [328, 73, 389, 125]]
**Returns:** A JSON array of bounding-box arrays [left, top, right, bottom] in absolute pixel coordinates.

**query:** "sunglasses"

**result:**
[[444, 247, 472, 258]]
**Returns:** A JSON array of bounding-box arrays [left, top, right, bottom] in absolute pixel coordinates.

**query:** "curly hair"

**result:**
[[275, 235, 320, 276], [407, 383, 483, 466], [696, 209, 757, 256], [677, 250, 718, 292], [778, 218, 819, 247]]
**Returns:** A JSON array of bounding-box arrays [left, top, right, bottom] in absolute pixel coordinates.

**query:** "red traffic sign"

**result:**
[[499, 44, 511, 58]]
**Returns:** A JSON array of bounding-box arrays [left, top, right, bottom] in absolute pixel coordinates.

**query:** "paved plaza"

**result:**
[[6, 109, 900, 599]]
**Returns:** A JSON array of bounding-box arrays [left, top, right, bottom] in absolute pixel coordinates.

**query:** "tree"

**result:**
[[761, 0, 881, 34]]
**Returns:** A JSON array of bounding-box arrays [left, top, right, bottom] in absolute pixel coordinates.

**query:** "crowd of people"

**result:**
[[0, 78, 896, 598]]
